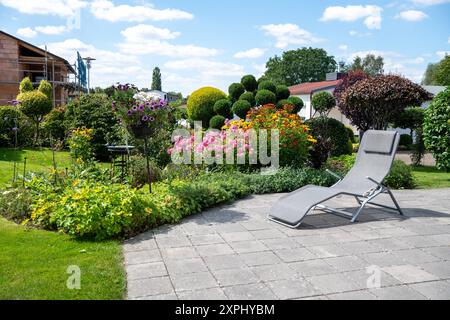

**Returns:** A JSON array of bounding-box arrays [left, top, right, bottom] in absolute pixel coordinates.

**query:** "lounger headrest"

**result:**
[[363, 130, 397, 154]]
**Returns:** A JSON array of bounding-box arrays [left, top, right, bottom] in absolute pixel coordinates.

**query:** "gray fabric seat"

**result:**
[[269, 130, 404, 228]]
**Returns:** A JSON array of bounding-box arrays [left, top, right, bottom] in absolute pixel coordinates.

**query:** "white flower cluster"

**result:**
[[133, 91, 162, 103]]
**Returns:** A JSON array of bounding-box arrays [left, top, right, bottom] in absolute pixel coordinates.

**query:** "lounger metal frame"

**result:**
[[268, 170, 404, 229]]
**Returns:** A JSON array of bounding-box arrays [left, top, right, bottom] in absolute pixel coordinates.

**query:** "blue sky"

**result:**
[[1, 0, 449, 95]]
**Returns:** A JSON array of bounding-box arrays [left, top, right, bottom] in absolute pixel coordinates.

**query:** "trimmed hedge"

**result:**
[[241, 75, 258, 92], [276, 85, 291, 100], [209, 115, 226, 129], [239, 92, 256, 107], [232, 100, 252, 119], [228, 83, 245, 102], [213, 99, 233, 118], [287, 96, 304, 114], [255, 89, 276, 106], [258, 80, 277, 94]]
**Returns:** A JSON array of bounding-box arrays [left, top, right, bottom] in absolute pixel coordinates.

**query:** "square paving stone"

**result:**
[[171, 272, 218, 292], [266, 279, 319, 300], [359, 251, 406, 267], [212, 268, 259, 286], [369, 285, 427, 300], [343, 269, 400, 290], [155, 235, 191, 248], [135, 293, 178, 300], [349, 229, 386, 241], [220, 231, 255, 243], [213, 223, 247, 233], [228, 240, 269, 254], [424, 246, 450, 260], [382, 265, 439, 284], [308, 244, 348, 258], [177, 288, 228, 300], [394, 248, 442, 264], [223, 283, 277, 300], [409, 281, 450, 300], [306, 273, 360, 295], [250, 264, 299, 282], [189, 234, 224, 246], [123, 239, 158, 252], [289, 259, 338, 277], [339, 241, 384, 255], [125, 249, 162, 265], [421, 261, 450, 279], [376, 227, 417, 238], [275, 248, 317, 263], [327, 231, 362, 243], [323, 255, 368, 272], [261, 238, 302, 250], [294, 235, 331, 247], [240, 252, 282, 267], [241, 221, 273, 231], [204, 254, 247, 271], [327, 290, 377, 300], [127, 277, 174, 299], [161, 247, 199, 260], [251, 229, 286, 240], [399, 235, 441, 249], [127, 262, 167, 280], [196, 244, 234, 257], [367, 238, 414, 251], [165, 258, 208, 276]]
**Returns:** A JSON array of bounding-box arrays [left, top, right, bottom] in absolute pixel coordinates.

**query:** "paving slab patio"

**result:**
[[124, 188, 450, 300]]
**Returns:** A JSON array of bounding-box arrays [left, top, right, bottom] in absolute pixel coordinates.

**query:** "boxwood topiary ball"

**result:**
[[287, 96, 304, 114], [187, 87, 227, 127], [209, 115, 226, 130], [255, 89, 276, 106], [276, 85, 290, 101], [232, 100, 252, 119], [241, 75, 258, 92], [213, 99, 233, 118], [228, 83, 246, 102], [258, 80, 277, 94], [239, 92, 256, 107]]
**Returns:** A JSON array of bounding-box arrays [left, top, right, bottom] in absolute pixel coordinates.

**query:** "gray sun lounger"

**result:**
[[268, 130, 404, 228]]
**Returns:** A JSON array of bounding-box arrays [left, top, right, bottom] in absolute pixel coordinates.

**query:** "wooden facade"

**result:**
[[0, 31, 75, 106]]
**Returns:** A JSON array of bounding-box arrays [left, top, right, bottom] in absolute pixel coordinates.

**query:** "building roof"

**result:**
[[289, 79, 342, 95], [0, 30, 75, 73]]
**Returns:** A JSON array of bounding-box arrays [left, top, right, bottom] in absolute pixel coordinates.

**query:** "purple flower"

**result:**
[[149, 106, 155, 111], [139, 104, 145, 110], [142, 115, 149, 122], [11, 127, 18, 131], [127, 110, 133, 116], [132, 106, 138, 111], [149, 117, 155, 122]]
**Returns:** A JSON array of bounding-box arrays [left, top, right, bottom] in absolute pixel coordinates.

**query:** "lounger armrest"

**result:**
[[366, 176, 384, 187], [326, 169, 343, 181]]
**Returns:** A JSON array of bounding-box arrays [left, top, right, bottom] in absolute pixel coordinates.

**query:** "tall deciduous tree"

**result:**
[[422, 56, 450, 86], [264, 47, 337, 86], [151, 67, 162, 91], [339, 75, 432, 131], [422, 63, 439, 85], [345, 54, 384, 76]]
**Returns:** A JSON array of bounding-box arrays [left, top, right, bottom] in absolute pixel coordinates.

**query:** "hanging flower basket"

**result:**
[[127, 124, 154, 140]]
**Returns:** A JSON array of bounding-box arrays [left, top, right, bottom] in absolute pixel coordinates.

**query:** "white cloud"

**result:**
[[396, 10, 428, 21], [234, 48, 266, 59], [436, 51, 450, 59], [43, 38, 146, 88], [260, 24, 323, 49], [252, 63, 266, 77], [411, 0, 450, 6], [35, 25, 68, 35], [118, 41, 218, 58], [349, 30, 372, 37], [321, 5, 383, 29], [90, 0, 193, 22], [0, 0, 87, 17], [164, 59, 245, 77], [17, 27, 37, 38], [121, 24, 180, 42], [338, 45, 348, 51]]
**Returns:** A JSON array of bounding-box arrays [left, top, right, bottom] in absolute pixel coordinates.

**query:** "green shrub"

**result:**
[[276, 85, 290, 100], [228, 83, 245, 102], [258, 80, 277, 94], [38, 80, 53, 99], [187, 87, 227, 127], [65, 93, 122, 160], [287, 96, 304, 114], [276, 99, 290, 109], [239, 92, 256, 107], [209, 115, 226, 129], [326, 155, 416, 189], [42, 107, 66, 142], [19, 77, 34, 93], [17, 90, 52, 144], [306, 116, 352, 159], [213, 99, 233, 118], [399, 134, 413, 148], [346, 126, 356, 143], [232, 100, 251, 119], [129, 155, 162, 189], [384, 160, 416, 189], [0, 106, 21, 147], [312, 91, 336, 116], [241, 75, 258, 92], [0, 188, 33, 223], [255, 89, 276, 106], [423, 86, 450, 171]]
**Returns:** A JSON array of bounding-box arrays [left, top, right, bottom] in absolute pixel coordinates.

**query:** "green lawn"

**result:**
[[0, 148, 73, 187], [0, 217, 125, 300], [412, 166, 450, 189]]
